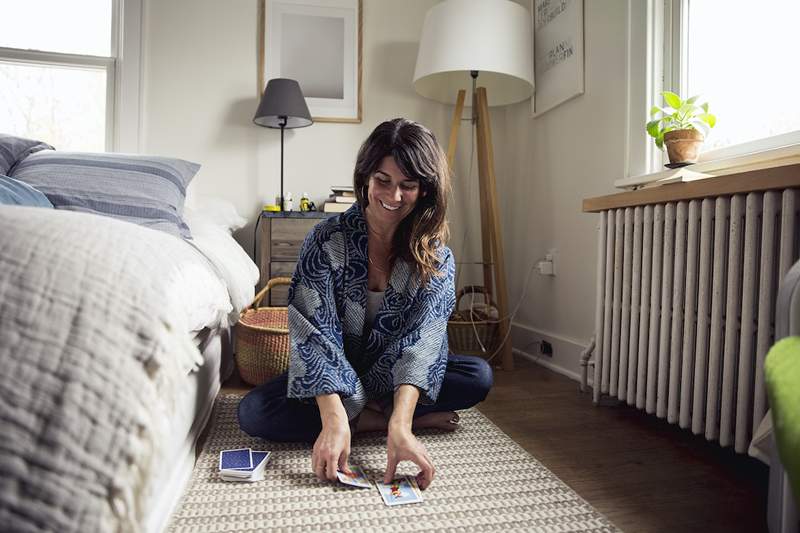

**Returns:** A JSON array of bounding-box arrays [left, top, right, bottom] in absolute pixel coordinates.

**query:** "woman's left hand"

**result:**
[[383, 424, 435, 489]]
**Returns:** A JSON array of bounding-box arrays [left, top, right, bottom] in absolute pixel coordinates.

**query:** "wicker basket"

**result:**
[[235, 277, 292, 386], [447, 285, 500, 359]]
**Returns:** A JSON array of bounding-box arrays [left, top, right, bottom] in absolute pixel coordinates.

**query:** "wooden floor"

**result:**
[[222, 355, 769, 533], [477, 356, 769, 533]]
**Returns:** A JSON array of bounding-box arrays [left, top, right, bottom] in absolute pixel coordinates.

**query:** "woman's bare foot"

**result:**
[[412, 411, 460, 432], [355, 408, 389, 433]]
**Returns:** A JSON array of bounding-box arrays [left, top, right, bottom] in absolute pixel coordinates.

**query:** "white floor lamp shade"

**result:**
[[412, 0, 534, 107]]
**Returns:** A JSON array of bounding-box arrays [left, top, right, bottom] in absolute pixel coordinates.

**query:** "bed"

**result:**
[[0, 135, 259, 532]]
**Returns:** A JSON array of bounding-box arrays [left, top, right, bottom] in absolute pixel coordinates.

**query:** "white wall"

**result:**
[[141, 0, 452, 252], [141, 0, 632, 381], [499, 0, 629, 379]]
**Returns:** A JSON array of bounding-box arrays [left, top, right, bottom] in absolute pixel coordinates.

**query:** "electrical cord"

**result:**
[[461, 260, 539, 363]]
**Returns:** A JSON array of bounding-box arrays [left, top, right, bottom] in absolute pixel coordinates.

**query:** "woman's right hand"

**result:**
[[313, 394, 351, 481]]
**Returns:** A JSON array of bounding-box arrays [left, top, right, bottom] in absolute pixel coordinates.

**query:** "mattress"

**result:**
[[143, 328, 234, 533], [0, 200, 259, 532]]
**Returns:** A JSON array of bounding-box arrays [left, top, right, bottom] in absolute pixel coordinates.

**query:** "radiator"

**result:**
[[592, 189, 799, 453]]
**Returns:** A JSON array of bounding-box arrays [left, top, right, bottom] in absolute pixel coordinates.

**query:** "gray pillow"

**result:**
[[0, 134, 54, 175], [10, 151, 200, 239], [0, 174, 53, 207]]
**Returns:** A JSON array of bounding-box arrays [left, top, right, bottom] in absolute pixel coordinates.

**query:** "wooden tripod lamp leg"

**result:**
[[446, 90, 466, 170], [475, 87, 513, 371]]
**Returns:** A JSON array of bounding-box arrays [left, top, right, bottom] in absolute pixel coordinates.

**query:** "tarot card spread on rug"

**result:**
[[375, 477, 424, 506], [336, 465, 372, 488]]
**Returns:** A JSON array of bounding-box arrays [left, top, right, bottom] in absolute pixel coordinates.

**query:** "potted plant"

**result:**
[[647, 91, 716, 166]]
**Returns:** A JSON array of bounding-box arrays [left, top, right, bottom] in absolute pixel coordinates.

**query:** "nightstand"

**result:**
[[257, 211, 335, 305]]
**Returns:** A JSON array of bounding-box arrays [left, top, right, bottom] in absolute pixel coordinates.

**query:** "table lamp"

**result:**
[[253, 78, 313, 210]]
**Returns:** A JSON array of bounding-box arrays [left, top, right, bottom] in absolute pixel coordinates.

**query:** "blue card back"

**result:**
[[219, 448, 252, 470]]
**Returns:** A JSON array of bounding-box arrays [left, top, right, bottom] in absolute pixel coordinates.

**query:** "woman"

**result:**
[[238, 118, 493, 490]]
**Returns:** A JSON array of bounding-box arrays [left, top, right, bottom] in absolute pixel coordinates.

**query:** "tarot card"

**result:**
[[336, 465, 371, 488], [376, 476, 423, 506], [219, 448, 252, 471], [249, 451, 271, 470]]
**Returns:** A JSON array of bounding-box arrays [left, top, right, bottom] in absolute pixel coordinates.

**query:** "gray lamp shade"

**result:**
[[253, 78, 313, 128]]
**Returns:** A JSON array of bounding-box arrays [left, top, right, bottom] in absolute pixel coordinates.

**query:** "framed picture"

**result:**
[[259, 0, 362, 123], [530, 0, 584, 117]]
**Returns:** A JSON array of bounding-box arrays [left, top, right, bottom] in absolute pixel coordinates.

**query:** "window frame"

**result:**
[[0, 0, 141, 153], [622, 0, 800, 189]]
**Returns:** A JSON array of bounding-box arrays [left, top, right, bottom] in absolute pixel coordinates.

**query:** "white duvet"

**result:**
[[0, 204, 257, 532]]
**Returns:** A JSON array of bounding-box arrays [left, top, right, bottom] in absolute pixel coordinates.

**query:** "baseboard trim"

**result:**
[[510, 322, 594, 387]]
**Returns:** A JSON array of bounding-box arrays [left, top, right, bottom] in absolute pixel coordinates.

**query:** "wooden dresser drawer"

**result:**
[[271, 218, 320, 260], [267, 262, 296, 306]]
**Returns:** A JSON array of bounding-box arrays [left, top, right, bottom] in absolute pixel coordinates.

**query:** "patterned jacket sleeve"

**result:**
[[286, 227, 361, 407], [391, 247, 456, 404]]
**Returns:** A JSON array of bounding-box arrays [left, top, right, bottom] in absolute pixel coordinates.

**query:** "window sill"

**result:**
[[615, 142, 800, 190]]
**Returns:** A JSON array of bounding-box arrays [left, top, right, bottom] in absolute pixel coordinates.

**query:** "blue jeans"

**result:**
[[237, 354, 493, 443]]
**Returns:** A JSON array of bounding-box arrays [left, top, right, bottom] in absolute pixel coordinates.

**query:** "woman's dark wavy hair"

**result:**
[[353, 118, 450, 284]]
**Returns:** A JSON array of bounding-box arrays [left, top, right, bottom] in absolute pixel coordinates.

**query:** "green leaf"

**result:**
[[701, 113, 717, 128], [651, 105, 672, 118], [655, 136, 664, 150], [686, 95, 700, 105], [702, 102, 709, 113], [646, 119, 661, 138], [663, 91, 682, 109], [678, 103, 695, 117]]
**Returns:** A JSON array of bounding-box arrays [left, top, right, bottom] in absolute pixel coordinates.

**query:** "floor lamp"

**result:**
[[413, 0, 534, 371]]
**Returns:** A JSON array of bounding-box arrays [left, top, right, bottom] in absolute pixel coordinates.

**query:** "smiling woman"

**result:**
[[238, 118, 494, 492]]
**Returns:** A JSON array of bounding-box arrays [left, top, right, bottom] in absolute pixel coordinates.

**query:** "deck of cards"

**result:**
[[336, 466, 423, 506], [218, 448, 271, 482]]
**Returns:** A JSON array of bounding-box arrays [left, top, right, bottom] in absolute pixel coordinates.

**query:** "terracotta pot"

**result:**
[[663, 129, 704, 164]]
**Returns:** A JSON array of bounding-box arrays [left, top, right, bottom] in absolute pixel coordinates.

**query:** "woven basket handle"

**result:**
[[455, 285, 496, 311], [246, 277, 293, 312]]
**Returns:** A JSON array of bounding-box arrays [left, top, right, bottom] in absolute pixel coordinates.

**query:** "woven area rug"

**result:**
[[167, 394, 619, 532]]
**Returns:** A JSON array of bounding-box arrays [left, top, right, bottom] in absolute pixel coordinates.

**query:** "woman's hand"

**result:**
[[313, 394, 351, 481], [384, 424, 435, 489], [383, 384, 435, 489]]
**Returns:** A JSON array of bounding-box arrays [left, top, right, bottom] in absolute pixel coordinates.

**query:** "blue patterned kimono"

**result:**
[[286, 203, 456, 419]]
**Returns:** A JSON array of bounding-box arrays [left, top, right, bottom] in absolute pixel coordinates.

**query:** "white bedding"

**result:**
[[0, 202, 258, 532]]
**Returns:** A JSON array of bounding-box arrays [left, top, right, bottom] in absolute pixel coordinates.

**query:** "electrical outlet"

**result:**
[[540, 340, 553, 356]]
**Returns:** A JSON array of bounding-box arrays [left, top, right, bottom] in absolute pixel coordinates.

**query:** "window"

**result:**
[[623, 0, 800, 186], [671, 0, 800, 160], [0, 0, 141, 152]]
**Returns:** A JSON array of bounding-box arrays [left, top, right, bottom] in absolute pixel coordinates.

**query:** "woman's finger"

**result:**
[[314, 455, 327, 481], [325, 452, 339, 480], [338, 448, 352, 474], [417, 457, 434, 490], [383, 456, 398, 483]]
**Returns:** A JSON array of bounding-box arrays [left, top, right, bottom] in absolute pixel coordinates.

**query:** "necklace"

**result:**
[[368, 254, 390, 274]]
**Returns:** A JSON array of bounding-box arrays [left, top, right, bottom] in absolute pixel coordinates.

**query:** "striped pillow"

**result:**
[[0, 134, 54, 175], [10, 151, 199, 239]]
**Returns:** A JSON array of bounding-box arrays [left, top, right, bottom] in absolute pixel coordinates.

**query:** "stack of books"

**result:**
[[323, 185, 356, 213]]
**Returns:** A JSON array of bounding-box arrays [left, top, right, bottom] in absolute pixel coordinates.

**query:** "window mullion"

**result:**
[[0, 46, 113, 70]]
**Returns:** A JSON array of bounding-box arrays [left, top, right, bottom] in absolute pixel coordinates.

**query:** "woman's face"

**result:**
[[366, 156, 423, 226]]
